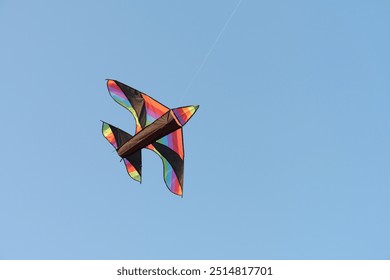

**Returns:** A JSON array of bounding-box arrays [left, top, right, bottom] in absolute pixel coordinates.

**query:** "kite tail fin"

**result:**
[[102, 121, 142, 182], [123, 151, 142, 183], [172, 105, 199, 126], [146, 141, 184, 197]]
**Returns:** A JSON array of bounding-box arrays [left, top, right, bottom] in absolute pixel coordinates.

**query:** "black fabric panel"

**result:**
[[106, 123, 133, 149], [115, 80, 147, 128], [125, 149, 142, 176], [152, 141, 184, 187]]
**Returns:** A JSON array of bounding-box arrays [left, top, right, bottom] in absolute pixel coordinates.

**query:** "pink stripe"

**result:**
[[110, 87, 127, 100], [146, 104, 161, 119]]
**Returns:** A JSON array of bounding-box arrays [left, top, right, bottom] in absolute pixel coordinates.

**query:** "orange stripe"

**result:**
[[141, 93, 168, 114], [107, 133, 115, 142], [176, 129, 184, 159], [126, 164, 136, 172]]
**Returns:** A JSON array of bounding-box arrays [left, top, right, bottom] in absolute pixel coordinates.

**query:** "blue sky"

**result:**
[[0, 0, 389, 259]]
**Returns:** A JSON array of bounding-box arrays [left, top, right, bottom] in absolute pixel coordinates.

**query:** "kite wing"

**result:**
[[146, 128, 185, 196], [106, 80, 169, 133], [102, 122, 142, 182], [102, 117, 185, 194], [144, 106, 199, 196]]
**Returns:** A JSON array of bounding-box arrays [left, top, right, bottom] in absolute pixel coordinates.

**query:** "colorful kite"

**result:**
[[102, 80, 199, 196]]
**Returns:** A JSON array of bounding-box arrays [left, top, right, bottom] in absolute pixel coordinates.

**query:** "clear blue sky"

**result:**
[[1, 0, 389, 259]]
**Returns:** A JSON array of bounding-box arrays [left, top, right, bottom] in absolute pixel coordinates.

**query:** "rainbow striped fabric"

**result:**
[[102, 122, 118, 149], [141, 93, 169, 126], [156, 128, 184, 159], [173, 105, 199, 126]]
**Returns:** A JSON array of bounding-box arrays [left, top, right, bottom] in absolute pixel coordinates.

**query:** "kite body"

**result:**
[[102, 80, 199, 196]]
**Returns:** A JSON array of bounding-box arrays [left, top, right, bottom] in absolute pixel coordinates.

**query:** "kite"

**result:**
[[102, 80, 199, 196]]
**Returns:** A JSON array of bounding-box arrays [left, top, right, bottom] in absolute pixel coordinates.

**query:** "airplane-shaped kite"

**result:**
[[102, 80, 199, 196]]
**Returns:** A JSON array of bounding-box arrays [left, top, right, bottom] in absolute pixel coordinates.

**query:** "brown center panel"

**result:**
[[117, 110, 181, 158]]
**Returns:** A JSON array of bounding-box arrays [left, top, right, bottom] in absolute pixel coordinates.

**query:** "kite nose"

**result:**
[[172, 105, 199, 126]]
